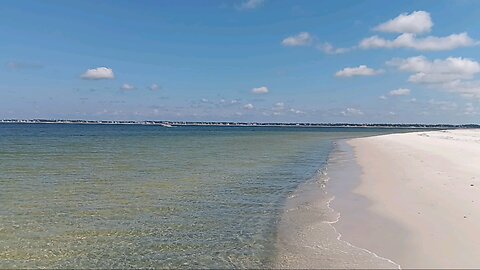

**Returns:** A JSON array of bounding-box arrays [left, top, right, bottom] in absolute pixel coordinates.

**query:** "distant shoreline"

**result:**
[[1, 120, 477, 129]]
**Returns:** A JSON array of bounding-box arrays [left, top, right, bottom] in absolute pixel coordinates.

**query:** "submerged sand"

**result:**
[[332, 129, 480, 268]]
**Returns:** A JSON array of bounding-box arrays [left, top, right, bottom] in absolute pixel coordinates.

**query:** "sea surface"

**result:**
[[0, 124, 413, 268]]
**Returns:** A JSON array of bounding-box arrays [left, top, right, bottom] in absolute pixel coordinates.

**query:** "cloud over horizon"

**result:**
[[81, 67, 115, 80], [251, 86, 269, 94], [341, 107, 364, 116], [389, 56, 480, 98], [120, 83, 135, 91]]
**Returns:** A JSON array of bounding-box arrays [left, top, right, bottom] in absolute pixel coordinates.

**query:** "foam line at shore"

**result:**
[[323, 169, 402, 269]]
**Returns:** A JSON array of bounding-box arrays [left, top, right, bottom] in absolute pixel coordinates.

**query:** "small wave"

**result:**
[[323, 141, 402, 269], [323, 194, 402, 269]]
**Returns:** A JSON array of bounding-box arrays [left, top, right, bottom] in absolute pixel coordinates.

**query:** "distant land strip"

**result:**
[[1, 119, 479, 129]]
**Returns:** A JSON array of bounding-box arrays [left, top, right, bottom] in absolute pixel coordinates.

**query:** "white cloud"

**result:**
[[274, 102, 284, 107], [362, 11, 477, 51], [442, 80, 480, 99], [388, 56, 480, 99], [374, 11, 433, 34], [150, 83, 161, 91], [251, 86, 269, 94], [335, 65, 383, 77], [244, 103, 254, 109], [389, 88, 411, 96], [341, 108, 364, 116], [120, 83, 135, 91], [289, 108, 305, 114], [81, 67, 115, 80], [237, 0, 265, 10], [282, 32, 313, 47], [359, 32, 475, 51], [379, 95, 388, 100], [388, 56, 480, 83], [317, 42, 350, 54]]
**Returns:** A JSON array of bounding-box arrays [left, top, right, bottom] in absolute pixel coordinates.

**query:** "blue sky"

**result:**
[[2, 0, 480, 123]]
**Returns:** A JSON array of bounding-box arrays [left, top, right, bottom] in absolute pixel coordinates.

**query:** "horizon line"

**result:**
[[1, 119, 479, 127]]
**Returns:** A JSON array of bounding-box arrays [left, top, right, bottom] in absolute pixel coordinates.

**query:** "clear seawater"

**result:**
[[0, 124, 412, 268]]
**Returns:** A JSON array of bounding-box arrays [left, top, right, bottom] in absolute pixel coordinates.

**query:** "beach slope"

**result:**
[[333, 129, 480, 268]]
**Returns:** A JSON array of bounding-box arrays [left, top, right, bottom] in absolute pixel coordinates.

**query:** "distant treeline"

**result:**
[[1, 119, 479, 128]]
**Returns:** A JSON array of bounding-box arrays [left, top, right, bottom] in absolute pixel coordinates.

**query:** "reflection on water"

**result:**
[[0, 124, 406, 268]]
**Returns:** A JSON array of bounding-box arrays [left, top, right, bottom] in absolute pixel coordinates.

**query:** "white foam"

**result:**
[[323, 170, 402, 269]]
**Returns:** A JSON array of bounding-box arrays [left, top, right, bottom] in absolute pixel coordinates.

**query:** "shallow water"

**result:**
[[0, 124, 413, 268]]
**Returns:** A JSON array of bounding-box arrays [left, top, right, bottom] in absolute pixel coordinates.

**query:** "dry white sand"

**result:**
[[338, 129, 480, 268]]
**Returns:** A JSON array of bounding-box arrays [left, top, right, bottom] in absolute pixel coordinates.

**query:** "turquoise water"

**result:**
[[0, 124, 410, 268]]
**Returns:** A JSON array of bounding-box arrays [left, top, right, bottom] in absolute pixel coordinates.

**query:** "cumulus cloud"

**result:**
[[360, 32, 475, 51], [120, 83, 135, 91], [81, 67, 115, 80], [284, 11, 476, 56], [244, 103, 254, 109], [251, 86, 269, 94], [237, 0, 265, 10], [361, 11, 477, 51], [282, 32, 313, 47], [374, 11, 433, 34], [388, 56, 480, 83], [335, 65, 383, 77], [389, 56, 480, 98], [389, 88, 411, 96], [149, 83, 161, 91], [341, 108, 364, 116], [441, 80, 480, 99]]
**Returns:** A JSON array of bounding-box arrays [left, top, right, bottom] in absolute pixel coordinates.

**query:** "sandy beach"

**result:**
[[330, 129, 480, 268]]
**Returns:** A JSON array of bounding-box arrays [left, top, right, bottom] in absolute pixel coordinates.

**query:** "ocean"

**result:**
[[0, 124, 412, 268]]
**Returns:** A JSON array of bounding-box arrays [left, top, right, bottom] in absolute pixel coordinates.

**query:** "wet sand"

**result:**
[[275, 147, 398, 269], [331, 129, 480, 268]]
